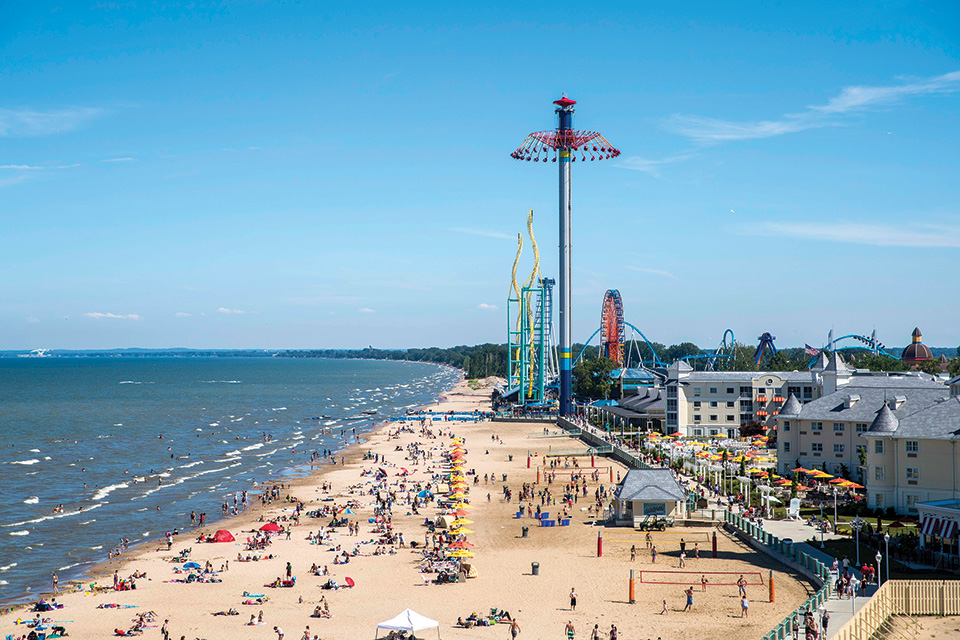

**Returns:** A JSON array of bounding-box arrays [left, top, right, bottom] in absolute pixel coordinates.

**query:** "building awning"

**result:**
[[920, 516, 958, 538], [942, 520, 958, 540], [921, 517, 938, 536]]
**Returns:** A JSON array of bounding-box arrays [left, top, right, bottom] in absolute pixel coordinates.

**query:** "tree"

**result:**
[[849, 353, 908, 372], [917, 359, 944, 375], [738, 421, 766, 438], [948, 358, 960, 377], [790, 472, 799, 499], [572, 357, 617, 400], [726, 341, 760, 371]]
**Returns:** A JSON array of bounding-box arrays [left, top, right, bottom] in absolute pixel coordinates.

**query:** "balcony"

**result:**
[[756, 396, 767, 403]]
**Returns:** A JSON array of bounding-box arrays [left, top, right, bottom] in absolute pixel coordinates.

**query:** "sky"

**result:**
[[2, 1, 959, 351]]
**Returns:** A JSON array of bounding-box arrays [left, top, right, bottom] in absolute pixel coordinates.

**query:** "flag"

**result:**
[[804, 344, 821, 356]]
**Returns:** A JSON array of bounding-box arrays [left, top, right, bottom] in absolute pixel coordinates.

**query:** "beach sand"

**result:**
[[1, 380, 817, 640]]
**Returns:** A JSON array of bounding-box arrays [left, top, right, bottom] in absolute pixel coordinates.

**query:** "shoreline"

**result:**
[[0, 365, 467, 609]]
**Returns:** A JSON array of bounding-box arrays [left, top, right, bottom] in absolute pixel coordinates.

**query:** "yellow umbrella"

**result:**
[[453, 502, 470, 508], [449, 482, 468, 488], [448, 492, 466, 499], [449, 528, 475, 535], [451, 518, 474, 526], [448, 550, 475, 558]]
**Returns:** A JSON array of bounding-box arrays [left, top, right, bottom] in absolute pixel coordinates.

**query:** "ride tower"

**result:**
[[511, 96, 620, 415]]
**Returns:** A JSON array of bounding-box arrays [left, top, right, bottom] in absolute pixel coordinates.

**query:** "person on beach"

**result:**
[[651, 545, 657, 563], [570, 588, 577, 611], [630, 545, 636, 561], [645, 532, 652, 549], [609, 624, 618, 640], [566, 620, 575, 640], [661, 599, 668, 614], [737, 575, 747, 597], [740, 596, 749, 618], [820, 610, 829, 636], [274, 625, 284, 639], [701, 575, 708, 591], [590, 624, 600, 640], [52, 572, 58, 594], [509, 618, 520, 640], [682, 586, 694, 612], [679, 551, 686, 568]]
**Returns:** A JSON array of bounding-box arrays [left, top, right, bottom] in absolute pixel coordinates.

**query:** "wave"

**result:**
[[9, 530, 29, 536], [0, 580, 7, 585], [178, 461, 204, 469], [255, 448, 280, 458], [0, 563, 16, 571], [23, 497, 39, 504], [29, 449, 40, 453], [242, 443, 263, 451], [79, 519, 96, 525], [92, 482, 129, 501], [10, 459, 40, 465], [3, 503, 104, 528], [224, 450, 241, 456], [201, 380, 241, 384], [271, 407, 287, 411]]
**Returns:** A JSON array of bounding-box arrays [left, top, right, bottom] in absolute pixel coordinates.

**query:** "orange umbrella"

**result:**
[[453, 509, 469, 516], [449, 541, 475, 548]]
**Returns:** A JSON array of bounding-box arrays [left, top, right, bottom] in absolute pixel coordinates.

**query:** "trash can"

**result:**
[[508, 454, 513, 462], [522, 526, 529, 538], [531, 561, 540, 576]]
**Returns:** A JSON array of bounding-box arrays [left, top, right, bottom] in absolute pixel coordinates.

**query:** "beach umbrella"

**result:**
[[449, 541, 475, 548], [449, 527, 475, 535], [183, 562, 202, 569], [447, 550, 475, 558], [448, 492, 466, 499], [842, 481, 864, 489], [340, 508, 356, 515], [828, 478, 846, 484], [417, 490, 433, 498], [793, 467, 809, 473], [453, 509, 469, 516], [452, 502, 470, 508], [451, 518, 474, 526], [344, 577, 356, 588], [260, 522, 281, 532]]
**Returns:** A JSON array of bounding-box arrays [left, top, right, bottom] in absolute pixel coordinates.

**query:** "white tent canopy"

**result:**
[[376, 609, 440, 639]]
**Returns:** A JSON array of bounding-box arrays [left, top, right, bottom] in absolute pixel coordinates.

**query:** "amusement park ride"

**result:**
[[511, 95, 620, 416], [506, 211, 558, 409]]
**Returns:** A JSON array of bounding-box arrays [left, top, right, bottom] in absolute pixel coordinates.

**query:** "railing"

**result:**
[[723, 512, 832, 640]]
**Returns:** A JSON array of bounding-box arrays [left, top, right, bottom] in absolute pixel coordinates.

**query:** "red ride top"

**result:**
[[553, 96, 577, 107]]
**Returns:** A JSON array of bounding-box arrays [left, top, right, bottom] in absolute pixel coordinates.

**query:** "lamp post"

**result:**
[[851, 516, 864, 566], [819, 501, 825, 548], [884, 533, 890, 583], [833, 485, 838, 534], [876, 551, 883, 587]]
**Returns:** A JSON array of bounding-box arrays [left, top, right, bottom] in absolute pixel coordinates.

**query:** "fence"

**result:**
[[831, 580, 960, 640], [723, 512, 832, 640]]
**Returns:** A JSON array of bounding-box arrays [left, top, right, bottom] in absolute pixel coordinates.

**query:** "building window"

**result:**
[[856, 423, 868, 433], [784, 442, 791, 453], [693, 414, 701, 422], [726, 415, 735, 422], [726, 401, 735, 408], [740, 413, 752, 423], [833, 422, 845, 433], [906, 495, 919, 509], [906, 441, 919, 453], [812, 443, 823, 454], [875, 493, 885, 508], [875, 466, 884, 481], [757, 388, 766, 395], [726, 387, 734, 395], [667, 399, 678, 410], [740, 386, 751, 397], [709, 430, 719, 436], [709, 387, 718, 395], [667, 412, 677, 425], [856, 444, 866, 455], [693, 387, 701, 397], [875, 440, 884, 454], [694, 429, 702, 436], [667, 387, 677, 398], [783, 421, 791, 431], [812, 422, 823, 432], [693, 401, 701, 408], [710, 401, 718, 408], [833, 443, 845, 455], [906, 467, 919, 480], [709, 414, 718, 422]]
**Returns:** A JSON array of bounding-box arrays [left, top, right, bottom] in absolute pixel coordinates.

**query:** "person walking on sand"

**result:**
[[569, 588, 578, 611], [645, 532, 652, 549], [609, 624, 618, 640], [682, 586, 694, 612], [661, 599, 668, 614], [679, 551, 686, 568], [740, 596, 749, 618], [273, 626, 284, 639], [509, 619, 520, 640], [52, 572, 58, 594], [701, 575, 708, 591], [630, 544, 636, 561], [651, 545, 658, 563], [590, 624, 600, 640], [566, 620, 575, 640], [737, 575, 747, 597]]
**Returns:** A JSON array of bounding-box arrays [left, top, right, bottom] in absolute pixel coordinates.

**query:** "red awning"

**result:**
[[942, 520, 958, 540], [922, 517, 941, 536]]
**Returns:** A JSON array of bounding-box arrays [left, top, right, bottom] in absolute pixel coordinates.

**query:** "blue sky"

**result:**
[[2, 2, 959, 351]]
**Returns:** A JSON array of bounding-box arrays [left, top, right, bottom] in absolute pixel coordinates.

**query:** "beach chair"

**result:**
[[786, 499, 802, 522]]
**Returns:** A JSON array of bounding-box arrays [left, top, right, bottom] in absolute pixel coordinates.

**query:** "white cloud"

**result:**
[[747, 220, 960, 248], [665, 70, 960, 143], [619, 153, 696, 177], [83, 312, 143, 320], [217, 307, 245, 314], [358, 307, 375, 314], [103, 157, 135, 163], [25, 317, 40, 323], [0, 107, 104, 137], [477, 303, 499, 310], [446, 227, 513, 240], [0, 164, 44, 170], [627, 266, 679, 280], [174, 312, 192, 317]]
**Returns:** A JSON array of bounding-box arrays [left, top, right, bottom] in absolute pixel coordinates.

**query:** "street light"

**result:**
[[851, 516, 864, 566], [876, 551, 883, 587], [833, 485, 838, 534], [819, 501, 825, 548], [884, 533, 890, 583]]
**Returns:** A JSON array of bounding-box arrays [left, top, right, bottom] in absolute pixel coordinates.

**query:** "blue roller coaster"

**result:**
[[815, 330, 901, 361]]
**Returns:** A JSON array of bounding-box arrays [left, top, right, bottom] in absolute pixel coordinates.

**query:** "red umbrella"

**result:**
[[449, 541, 475, 549], [344, 577, 355, 588], [212, 529, 235, 542], [259, 522, 281, 532]]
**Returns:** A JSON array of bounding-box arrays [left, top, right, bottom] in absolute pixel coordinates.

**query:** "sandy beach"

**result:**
[[2, 379, 817, 640]]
